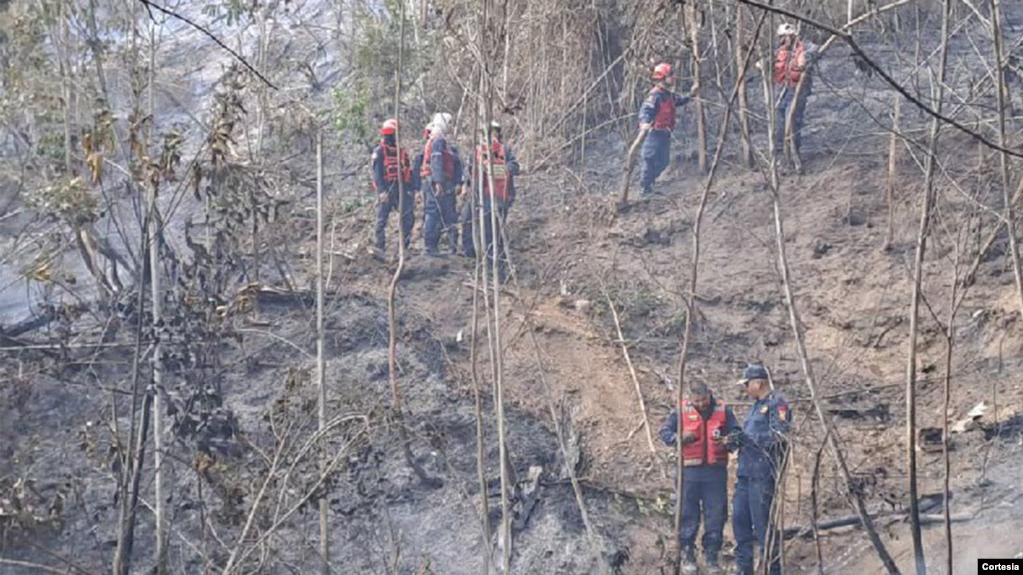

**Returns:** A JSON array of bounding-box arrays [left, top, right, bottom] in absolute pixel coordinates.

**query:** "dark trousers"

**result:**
[[732, 477, 782, 575], [424, 184, 458, 253], [679, 473, 728, 559], [375, 188, 414, 251], [639, 131, 671, 191], [774, 85, 810, 158], [461, 195, 509, 281], [460, 197, 477, 257]]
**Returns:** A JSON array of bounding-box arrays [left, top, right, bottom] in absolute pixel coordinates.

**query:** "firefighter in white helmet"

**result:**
[[770, 23, 819, 162]]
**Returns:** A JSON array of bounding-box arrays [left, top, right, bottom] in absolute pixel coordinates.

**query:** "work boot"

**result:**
[[680, 549, 698, 575], [704, 553, 723, 575], [641, 185, 653, 196]]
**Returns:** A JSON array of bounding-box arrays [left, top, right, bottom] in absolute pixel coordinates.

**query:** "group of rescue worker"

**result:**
[[370, 111, 520, 282], [370, 23, 815, 270], [365, 22, 813, 574], [659, 364, 792, 575], [637, 23, 819, 194]]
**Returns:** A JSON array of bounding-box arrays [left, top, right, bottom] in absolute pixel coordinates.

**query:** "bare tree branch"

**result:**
[[135, 0, 278, 90]]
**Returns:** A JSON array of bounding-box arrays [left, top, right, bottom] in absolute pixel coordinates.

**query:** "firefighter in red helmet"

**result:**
[[371, 118, 414, 258], [634, 62, 699, 195]]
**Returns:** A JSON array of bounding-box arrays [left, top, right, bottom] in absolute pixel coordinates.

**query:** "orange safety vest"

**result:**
[[774, 41, 808, 87], [651, 86, 677, 131], [381, 142, 412, 185], [420, 136, 456, 182], [681, 399, 729, 467], [476, 139, 509, 200]]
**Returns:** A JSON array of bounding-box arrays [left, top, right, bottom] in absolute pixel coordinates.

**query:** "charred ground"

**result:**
[[2, 2, 1023, 575]]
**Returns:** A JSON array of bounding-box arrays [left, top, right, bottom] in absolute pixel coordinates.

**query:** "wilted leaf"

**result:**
[[86, 151, 103, 184]]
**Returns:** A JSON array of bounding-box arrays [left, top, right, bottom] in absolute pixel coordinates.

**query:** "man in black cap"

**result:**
[[728, 364, 792, 575]]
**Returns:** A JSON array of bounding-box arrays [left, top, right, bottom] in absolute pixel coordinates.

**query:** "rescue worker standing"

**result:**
[[728, 364, 792, 575], [636, 62, 699, 195], [659, 382, 739, 575], [769, 24, 819, 160], [412, 125, 431, 191], [371, 118, 413, 257], [421, 113, 462, 256], [461, 121, 520, 264]]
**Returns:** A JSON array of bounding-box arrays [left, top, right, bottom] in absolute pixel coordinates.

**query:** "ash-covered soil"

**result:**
[[3, 2, 1023, 574]]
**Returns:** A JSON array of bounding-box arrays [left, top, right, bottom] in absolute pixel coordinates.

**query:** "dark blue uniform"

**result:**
[[659, 398, 739, 563], [732, 391, 792, 575], [638, 87, 692, 194], [371, 138, 414, 252], [409, 150, 424, 194], [423, 136, 462, 254]]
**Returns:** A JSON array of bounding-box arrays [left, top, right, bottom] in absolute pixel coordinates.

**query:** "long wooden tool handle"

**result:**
[[618, 127, 649, 208]]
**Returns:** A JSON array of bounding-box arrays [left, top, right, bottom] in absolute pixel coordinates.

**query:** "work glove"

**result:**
[[725, 429, 749, 450], [377, 193, 389, 205]]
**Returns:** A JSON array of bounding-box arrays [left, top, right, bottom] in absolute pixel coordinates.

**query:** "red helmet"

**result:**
[[380, 118, 398, 136], [652, 63, 673, 80]]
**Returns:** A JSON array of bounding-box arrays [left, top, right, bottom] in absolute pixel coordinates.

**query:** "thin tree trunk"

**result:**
[[315, 131, 330, 574], [149, 181, 167, 575], [687, 3, 708, 173], [810, 434, 827, 575], [468, 217, 493, 573], [991, 0, 1023, 322], [112, 310, 153, 575], [906, 2, 952, 572], [386, 4, 406, 414], [57, 1, 72, 174], [885, 97, 900, 251], [113, 4, 150, 571], [147, 17, 167, 573], [481, 53, 513, 575], [735, 5, 753, 168], [707, 0, 725, 95], [940, 256, 959, 575], [386, 0, 436, 491]]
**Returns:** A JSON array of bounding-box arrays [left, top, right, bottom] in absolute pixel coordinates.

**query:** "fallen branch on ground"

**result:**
[[603, 292, 657, 454], [784, 493, 948, 540]]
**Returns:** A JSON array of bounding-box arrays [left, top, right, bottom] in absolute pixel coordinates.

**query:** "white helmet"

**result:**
[[777, 23, 798, 37], [430, 112, 452, 136]]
